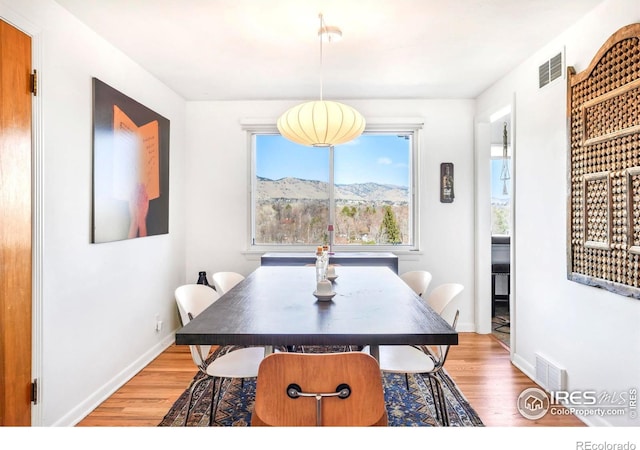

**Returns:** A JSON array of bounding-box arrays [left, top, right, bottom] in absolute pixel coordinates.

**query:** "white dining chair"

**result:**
[[175, 284, 264, 426], [212, 271, 245, 295], [400, 270, 433, 297], [425, 283, 464, 318], [362, 283, 464, 426]]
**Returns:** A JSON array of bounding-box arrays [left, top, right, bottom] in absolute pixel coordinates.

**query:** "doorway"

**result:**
[[0, 18, 33, 426], [489, 110, 512, 348]]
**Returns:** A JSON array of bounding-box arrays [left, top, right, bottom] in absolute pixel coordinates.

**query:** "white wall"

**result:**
[[1, 0, 187, 426], [185, 99, 477, 331], [476, 0, 640, 426]]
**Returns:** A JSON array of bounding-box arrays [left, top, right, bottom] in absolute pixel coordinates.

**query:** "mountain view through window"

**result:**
[[253, 133, 413, 248]]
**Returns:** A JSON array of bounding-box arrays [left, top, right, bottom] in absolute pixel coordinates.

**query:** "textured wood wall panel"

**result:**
[[567, 23, 640, 298]]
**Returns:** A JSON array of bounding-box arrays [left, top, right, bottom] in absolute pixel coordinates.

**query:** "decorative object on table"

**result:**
[[566, 23, 640, 299], [158, 346, 484, 427], [314, 279, 335, 301], [196, 271, 213, 289], [276, 13, 365, 147], [326, 264, 338, 282], [315, 246, 326, 282], [327, 225, 334, 254], [440, 162, 454, 203], [321, 245, 329, 275], [92, 78, 170, 243]]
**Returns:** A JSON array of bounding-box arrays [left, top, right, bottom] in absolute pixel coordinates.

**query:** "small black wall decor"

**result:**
[[440, 162, 454, 203]]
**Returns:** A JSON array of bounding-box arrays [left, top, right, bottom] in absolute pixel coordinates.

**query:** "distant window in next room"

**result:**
[[491, 158, 511, 236]]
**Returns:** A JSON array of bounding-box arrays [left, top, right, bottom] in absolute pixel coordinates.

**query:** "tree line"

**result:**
[[254, 199, 408, 245]]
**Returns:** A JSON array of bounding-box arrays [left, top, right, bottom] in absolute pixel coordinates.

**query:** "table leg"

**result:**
[[369, 344, 380, 362]]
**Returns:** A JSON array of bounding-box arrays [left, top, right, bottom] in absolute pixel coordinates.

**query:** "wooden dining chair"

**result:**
[[251, 352, 388, 426]]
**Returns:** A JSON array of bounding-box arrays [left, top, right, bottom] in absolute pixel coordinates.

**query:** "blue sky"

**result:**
[[256, 134, 410, 187]]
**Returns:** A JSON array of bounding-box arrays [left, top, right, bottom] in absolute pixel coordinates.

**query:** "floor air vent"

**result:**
[[539, 52, 563, 88], [535, 353, 565, 392]]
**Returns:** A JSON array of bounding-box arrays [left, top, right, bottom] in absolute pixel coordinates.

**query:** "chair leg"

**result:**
[[209, 377, 220, 426], [184, 375, 210, 426], [494, 320, 510, 332], [211, 377, 237, 426], [426, 375, 441, 424], [426, 373, 450, 426], [491, 273, 496, 317], [405, 373, 410, 390]]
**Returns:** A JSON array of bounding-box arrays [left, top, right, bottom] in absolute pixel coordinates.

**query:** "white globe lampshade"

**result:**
[[277, 100, 366, 147]]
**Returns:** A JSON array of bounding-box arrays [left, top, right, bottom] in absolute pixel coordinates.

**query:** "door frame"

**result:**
[[474, 96, 516, 356], [0, 5, 43, 426]]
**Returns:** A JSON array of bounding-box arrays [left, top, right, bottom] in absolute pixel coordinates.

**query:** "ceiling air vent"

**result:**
[[539, 52, 563, 88]]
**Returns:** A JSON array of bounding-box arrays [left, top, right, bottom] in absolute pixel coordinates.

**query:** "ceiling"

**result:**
[[54, 0, 603, 101]]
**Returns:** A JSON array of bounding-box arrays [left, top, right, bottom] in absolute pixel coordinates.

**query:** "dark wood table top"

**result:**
[[175, 266, 458, 348]]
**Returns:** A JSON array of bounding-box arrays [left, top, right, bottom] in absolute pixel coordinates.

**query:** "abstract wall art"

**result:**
[[92, 78, 170, 243]]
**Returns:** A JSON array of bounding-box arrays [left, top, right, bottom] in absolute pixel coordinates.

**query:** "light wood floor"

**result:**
[[77, 332, 585, 427]]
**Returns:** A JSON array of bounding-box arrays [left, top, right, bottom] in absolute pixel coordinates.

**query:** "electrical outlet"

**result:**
[[155, 320, 163, 332]]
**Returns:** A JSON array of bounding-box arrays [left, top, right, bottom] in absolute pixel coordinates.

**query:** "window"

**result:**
[[491, 158, 511, 236], [248, 122, 421, 252]]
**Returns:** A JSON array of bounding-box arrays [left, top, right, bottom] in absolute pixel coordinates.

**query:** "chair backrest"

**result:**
[[400, 270, 432, 297], [212, 271, 245, 295], [425, 283, 464, 316], [175, 284, 220, 326], [174, 284, 220, 368], [252, 352, 388, 427]]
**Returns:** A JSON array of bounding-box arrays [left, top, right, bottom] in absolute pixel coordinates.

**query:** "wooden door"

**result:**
[[0, 18, 33, 426]]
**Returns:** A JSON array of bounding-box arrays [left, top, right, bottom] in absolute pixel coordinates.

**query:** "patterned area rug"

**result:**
[[158, 346, 484, 427]]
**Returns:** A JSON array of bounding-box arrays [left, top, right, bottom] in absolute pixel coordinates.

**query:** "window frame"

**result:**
[[243, 118, 423, 253]]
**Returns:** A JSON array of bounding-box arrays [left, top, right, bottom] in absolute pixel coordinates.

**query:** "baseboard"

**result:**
[[52, 333, 176, 426], [457, 321, 476, 332], [511, 352, 535, 378]]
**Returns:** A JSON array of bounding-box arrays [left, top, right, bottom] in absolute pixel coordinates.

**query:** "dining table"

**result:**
[[174, 265, 458, 360]]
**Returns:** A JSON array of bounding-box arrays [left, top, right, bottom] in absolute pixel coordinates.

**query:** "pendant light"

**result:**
[[277, 13, 366, 147]]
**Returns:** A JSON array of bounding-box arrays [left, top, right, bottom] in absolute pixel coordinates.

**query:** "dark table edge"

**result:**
[[174, 332, 459, 347]]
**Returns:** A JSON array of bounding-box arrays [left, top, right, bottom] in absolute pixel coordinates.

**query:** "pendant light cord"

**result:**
[[500, 121, 511, 195], [319, 13, 324, 101]]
